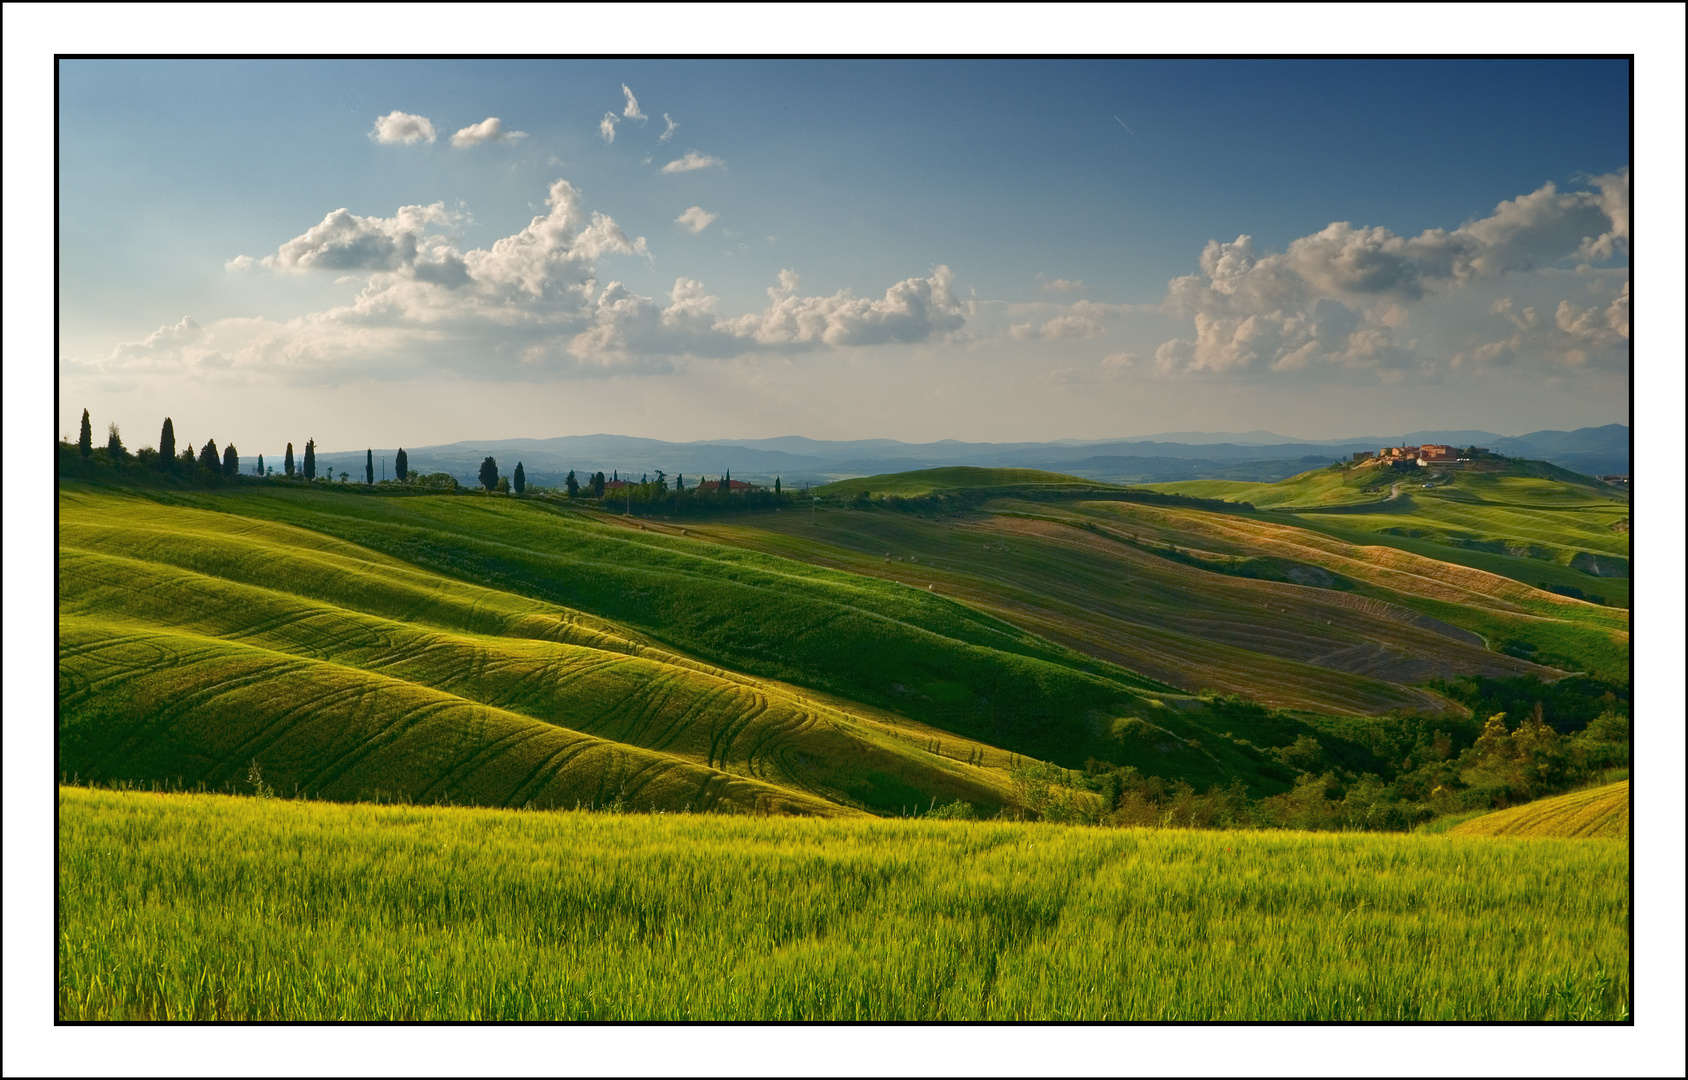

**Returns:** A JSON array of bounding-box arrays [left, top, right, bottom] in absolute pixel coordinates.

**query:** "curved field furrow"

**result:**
[[1449, 781, 1630, 839], [59, 489, 1033, 815], [681, 499, 1595, 714], [414, 724, 572, 804], [978, 516, 1551, 689], [1076, 501, 1628, 632], [58, 617, 849, 816]]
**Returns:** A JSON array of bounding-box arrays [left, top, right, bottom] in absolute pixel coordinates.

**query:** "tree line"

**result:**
[[62, 409, 798, 513]]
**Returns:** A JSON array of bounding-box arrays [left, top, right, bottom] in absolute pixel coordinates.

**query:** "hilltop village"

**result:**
[[1351, 444, 1492, 470]]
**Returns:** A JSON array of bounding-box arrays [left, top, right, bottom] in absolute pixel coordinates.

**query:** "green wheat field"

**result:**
[[58, 785, 1628, 1021]]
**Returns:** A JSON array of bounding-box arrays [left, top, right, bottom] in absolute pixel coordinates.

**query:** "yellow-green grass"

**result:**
[[58, 489, 1024, 815], [58, 786, 1629, 1021], [1052, 499, 1629, 682], [1151, 464, 1630, 596], [672, 497, 1613, 714], [71, 484, 1330, 796], [1449, 780, 1630, 839], [814, 466, 1115, 497]]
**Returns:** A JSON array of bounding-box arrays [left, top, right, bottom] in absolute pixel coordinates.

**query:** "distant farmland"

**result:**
[[677, 470, 1628, 706], [1450, 780, 1630, 839], [58, 787, 1631, 1021]]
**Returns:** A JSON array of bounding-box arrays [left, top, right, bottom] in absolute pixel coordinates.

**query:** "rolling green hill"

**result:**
[[1149, 460, 1630, 605], [59, 488, 1031, 815], [60, 483, 1331, 810], [672, 472, 1627, 706], [57, 455, 1630, 817], [1448, 780, 1629, 839]]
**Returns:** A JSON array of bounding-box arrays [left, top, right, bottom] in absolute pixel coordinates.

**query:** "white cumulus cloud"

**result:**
[[1155, 171, 1631, 377], [661, 151, 725, 174], [716, 267, 964, 348], [675, 206, 718, 233], [256, 203, 463, 279], [600, 112, 618, 143], [451, 117, 527, 148], [370, 111, 436, 145], [115, 178, 968, 384], [659, 113, 679, 142], [622, 84, 646, 122], [1455, 280, 1630, 371]]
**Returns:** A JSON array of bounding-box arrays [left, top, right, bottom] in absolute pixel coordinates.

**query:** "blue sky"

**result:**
[[56, 57, 1637, 451]]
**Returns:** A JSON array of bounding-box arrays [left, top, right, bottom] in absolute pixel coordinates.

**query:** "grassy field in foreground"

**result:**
[[58, 787, 1629, 1021], [1450, 780, 1630, 839]]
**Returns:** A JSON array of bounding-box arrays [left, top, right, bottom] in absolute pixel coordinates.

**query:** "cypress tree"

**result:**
[[106, 423, 126, 460], [565, 469, 579, 497], [514, 462, 526, 494], [303, 439, 316, 481], [775, 476, 781, 494], [284, 442, 295, 479], [395, 448, 408, 482], [222, 443, 239, 477], [366, 449, 374, 485], [675, 474, 685, 492], [256, 454, 265, 476], [78, 410, 93, 457], [479, 456, 499, 492], [159, 418, 176, 470], [199, 439, 220, 473], [591, 471, 606, 497]]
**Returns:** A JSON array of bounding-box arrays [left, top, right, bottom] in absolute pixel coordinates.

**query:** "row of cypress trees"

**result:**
[[74, 410, 772, 499], [71, 410, 402, 485]]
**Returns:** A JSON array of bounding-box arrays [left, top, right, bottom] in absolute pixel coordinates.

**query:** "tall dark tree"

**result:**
[[199, 439, 220, 473], [479, 456, 499, 492], [256, 454, 265, 476], [513, 462, 526, 494], [774, 476, 781, 495], [720, 469, 731, 494], [106, 423, 126, 460], [159, 418, 177, 470], [394, 448, 408, 482], [591, 471, 606, 497], [78, 410, 93, 457], [675, 474, 684, 492], [222, 443, 239, 477], [284, 442, 296, 478], [303, 439, 316, 481], [565, 469, 579, 497], [365, 449, 374, 485]]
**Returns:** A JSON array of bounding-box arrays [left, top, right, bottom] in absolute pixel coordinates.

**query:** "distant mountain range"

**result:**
[[301, 424, 1629, 488]]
